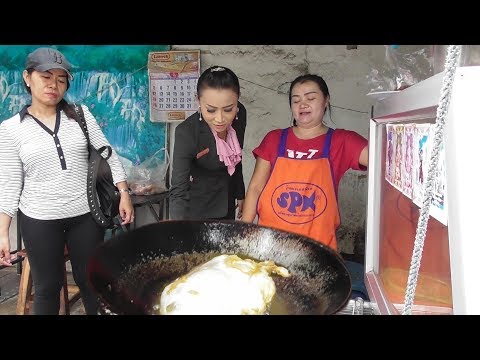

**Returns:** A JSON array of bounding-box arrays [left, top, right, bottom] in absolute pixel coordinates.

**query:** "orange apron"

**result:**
[[257, 128, 340, 250]]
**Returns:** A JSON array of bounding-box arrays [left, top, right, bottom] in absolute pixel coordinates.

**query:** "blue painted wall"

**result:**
[[0, 45, 170, 164]]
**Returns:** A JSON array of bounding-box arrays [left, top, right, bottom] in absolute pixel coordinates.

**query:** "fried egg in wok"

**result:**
[[159, 254, 290, 315]]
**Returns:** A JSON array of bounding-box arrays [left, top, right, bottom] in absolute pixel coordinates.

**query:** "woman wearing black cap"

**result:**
[[0, 47, 134, 315]]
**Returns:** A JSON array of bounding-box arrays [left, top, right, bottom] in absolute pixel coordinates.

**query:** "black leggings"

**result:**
[[19, 211, 105, 315]]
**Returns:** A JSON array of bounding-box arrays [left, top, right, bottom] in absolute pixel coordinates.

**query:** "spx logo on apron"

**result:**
[[271, 182, 327, 224]]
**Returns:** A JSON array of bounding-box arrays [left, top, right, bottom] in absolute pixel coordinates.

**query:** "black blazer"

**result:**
[[169, 102, 247, 220]]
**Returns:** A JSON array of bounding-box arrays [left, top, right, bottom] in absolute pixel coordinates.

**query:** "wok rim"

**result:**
[[88, 220, 353, 315]]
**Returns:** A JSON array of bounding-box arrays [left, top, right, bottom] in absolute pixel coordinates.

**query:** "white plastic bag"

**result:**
[[366, 45, 433, 92], [128, 148, 170, 195]]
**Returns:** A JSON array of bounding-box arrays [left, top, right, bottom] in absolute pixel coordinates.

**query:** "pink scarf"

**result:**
[[210, 125, 242, 175]]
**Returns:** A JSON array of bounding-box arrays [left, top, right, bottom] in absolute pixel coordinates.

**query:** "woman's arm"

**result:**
[[81, 104, 128, 185], [0, 122, 24, 219], [232, 102, 247, 218], [359, 145, 369, 167], [79, 105, 133, 224], [241, 158, 271, 223], [232, 161, 246, 218], [116, 180, 134, 225], [0, 122, 23, 266]]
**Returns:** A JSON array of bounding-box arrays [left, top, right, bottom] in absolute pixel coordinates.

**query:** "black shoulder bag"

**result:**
[[74, 104, 120, 229]]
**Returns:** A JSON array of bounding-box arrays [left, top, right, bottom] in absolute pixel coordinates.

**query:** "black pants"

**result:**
[[19, 211, 105, 315]]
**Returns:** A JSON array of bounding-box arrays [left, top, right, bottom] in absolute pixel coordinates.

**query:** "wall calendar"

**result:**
[[148, 50, 200, 122]]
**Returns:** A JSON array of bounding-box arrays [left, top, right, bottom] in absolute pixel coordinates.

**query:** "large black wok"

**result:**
[[87, 220, 351, 315]]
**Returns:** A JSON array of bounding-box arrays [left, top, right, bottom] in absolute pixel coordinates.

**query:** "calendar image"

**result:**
[[148, 50, 200, 122]]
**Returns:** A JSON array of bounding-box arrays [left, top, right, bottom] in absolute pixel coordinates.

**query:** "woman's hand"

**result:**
[[0, 234, 12, 267], [241, 158, 271, 223], [0, 214, 13, 266], [236, 199, 244, 219], [119, 192, 134, 225]]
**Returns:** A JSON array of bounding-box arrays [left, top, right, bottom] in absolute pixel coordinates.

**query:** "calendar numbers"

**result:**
[[151, 78, 198, 113]]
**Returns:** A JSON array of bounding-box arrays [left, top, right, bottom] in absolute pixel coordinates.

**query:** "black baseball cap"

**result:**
[[25, 47, 73, 81]]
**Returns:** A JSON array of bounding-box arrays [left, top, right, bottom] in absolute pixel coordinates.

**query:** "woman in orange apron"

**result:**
[[242, 74, 368, 251]]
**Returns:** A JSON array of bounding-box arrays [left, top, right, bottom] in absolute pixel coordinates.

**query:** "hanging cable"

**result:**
[[238, 76, 370, 114]]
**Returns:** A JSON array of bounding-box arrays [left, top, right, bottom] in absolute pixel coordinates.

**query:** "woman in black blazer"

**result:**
[[169, 66, 247, 220]]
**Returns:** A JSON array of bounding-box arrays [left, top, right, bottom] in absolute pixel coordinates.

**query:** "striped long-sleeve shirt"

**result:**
[[0, 104, 127, 220]]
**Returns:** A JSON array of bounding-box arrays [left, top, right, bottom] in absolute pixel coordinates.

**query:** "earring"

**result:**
[[235, 114, 238, 120], [27, 84, 30, 87], [198, 108, 202, 121]]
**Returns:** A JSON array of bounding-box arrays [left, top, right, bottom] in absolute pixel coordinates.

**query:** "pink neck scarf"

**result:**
[[210, 125, 242, 175]]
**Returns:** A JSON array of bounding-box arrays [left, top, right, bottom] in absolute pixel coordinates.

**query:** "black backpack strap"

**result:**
[[73, 103, 117, 228], [96, 145, 113, 161], [73, 103, 92, 157]]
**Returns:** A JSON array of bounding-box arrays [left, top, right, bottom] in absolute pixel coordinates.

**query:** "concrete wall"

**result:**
[[170, 45, 430, 253]]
